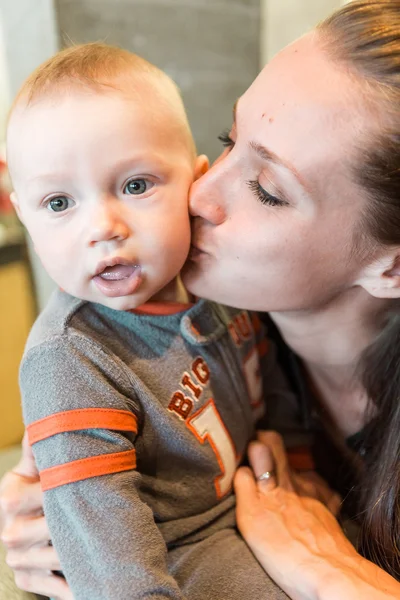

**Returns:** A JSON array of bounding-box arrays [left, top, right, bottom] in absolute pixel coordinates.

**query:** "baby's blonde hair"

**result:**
[[11, 42, 196, 156]]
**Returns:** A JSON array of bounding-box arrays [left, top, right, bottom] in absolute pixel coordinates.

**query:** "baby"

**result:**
[[7, 43, 293, 600]]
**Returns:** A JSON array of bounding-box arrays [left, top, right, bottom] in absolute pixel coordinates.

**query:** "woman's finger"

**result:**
[[234, 466, 260, 517], [326, 492, 342, 516], [13, 570, 73, 600], [256, 431, 293, 490], [6, 544, 62, 571], [234, 466, 282, 552], [295, 471, 342, 516], [247, 442, 277, 492], [0, 471, 43, 517], [13, 432, 40, 479], [0, 433, 42, 517], [1, 513, 50, 549]]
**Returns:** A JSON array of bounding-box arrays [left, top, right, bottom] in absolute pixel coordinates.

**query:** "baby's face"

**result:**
[[8, 89, 198, 310]]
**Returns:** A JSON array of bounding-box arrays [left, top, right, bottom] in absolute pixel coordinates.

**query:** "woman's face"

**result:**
[[183, 33, 377, 312]]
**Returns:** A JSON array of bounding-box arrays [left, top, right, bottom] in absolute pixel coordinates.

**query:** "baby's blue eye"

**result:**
[[124, 179, 148, 195], [47, 196, 74, 212]]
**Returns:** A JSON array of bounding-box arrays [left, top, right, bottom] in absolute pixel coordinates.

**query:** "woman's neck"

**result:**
[[270, 287, 392, 436], [270, 287, 389, 369]]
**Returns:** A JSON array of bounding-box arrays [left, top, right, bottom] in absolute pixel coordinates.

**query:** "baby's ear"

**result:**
[[10, 191, 23, 223], [194, 155, 209, 181]]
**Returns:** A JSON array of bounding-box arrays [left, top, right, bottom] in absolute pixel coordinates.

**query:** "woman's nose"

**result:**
[[189, 164, 227, 226]]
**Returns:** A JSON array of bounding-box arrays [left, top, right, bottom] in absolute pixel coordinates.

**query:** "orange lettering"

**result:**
[[228, 323, 240, 346], [168, 391, 193, 420], [192, 357, 210, 385], [234, 312, 251, 340], [181, 372, 202, 400]]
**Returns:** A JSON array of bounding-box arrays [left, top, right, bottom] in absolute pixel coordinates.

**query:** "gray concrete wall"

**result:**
[[55, 0, 261, 161], [0, 0, 59, 95]]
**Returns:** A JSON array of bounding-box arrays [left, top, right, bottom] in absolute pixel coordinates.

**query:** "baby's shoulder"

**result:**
[[25, 289, 88, 353]]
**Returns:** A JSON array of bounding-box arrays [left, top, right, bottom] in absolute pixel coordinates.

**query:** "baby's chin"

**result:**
[[60, 271, 188, 311], [92, 296, 144, 312], [58, 285, 150, 312]]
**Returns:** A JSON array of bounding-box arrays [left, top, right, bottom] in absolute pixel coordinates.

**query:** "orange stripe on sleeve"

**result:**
[[27, 408, 138, 445], [39, 449, 137, 491]]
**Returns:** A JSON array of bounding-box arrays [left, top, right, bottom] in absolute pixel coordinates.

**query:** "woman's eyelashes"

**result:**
[[247, 180, 288, 208], [218, 130, 235, 149], [218, 132, 289, 208]]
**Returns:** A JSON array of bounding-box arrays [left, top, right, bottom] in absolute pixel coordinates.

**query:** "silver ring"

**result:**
[[257, 471, 276, 482]]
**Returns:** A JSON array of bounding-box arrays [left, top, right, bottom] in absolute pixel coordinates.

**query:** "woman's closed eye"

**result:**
[[218, 131, 235, 149], [218, 131, 288, 207], [247, 180, 288, 208]]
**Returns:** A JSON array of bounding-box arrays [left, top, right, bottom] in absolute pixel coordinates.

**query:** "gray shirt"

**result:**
[[21, 290, 292, 600]]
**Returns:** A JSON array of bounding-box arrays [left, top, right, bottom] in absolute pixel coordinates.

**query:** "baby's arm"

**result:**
[[21, 333, 185, 600]]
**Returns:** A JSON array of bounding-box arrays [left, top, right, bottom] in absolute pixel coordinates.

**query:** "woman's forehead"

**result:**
[[236, 34, 371, 179], [243, 34, 356, 114]]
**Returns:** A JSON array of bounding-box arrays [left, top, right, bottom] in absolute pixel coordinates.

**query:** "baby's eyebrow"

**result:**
[[26, 172, 67, 183]]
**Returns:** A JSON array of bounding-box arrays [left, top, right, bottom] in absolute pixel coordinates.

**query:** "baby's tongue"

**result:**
[[99, 264, 135, 281]]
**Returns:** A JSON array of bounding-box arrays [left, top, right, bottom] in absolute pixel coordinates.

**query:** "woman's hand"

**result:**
[[0, 433, 73, 600], [256, 431, 341, 515], [235, 431, 400, 600], [235, 432, 356, 600]]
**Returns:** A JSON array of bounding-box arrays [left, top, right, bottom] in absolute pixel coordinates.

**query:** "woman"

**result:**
[[1, 1, 400, 598]]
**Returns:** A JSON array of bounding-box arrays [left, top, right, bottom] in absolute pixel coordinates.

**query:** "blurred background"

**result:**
[[0, 0, 347, 460]]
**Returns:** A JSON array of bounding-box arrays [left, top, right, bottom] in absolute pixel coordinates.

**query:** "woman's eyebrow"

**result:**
[[249, 141, 310, 193], [233, 101, 310, 193]]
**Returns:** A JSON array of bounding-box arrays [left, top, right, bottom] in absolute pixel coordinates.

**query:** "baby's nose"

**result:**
[[88, 204, 129, 246]]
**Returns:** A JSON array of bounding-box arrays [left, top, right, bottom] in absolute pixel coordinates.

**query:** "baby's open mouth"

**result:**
[[98, 264, 137, 281], [93, 263, 142, 298]]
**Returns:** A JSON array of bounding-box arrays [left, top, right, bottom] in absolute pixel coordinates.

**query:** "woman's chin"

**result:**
[[181, 259, 215, 299], [181, 259, 202, 289]]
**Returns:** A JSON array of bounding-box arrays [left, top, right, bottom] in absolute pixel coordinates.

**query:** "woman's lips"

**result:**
[[93, 264, 142, 297], [188, 244, 208, 261]]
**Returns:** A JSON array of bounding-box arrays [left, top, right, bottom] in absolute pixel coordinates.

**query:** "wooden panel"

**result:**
[[0, 260, 35, 449]]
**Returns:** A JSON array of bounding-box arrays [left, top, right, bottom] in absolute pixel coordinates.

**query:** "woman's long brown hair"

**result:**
[[319, 0, 400, 579]]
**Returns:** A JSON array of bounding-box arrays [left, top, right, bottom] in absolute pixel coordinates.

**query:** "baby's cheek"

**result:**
[[39, 248, 72, 287]]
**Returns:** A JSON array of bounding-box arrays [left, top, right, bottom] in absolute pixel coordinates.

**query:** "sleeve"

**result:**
[[251, 314, 315, 470], [20, 332, 186, 600]]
